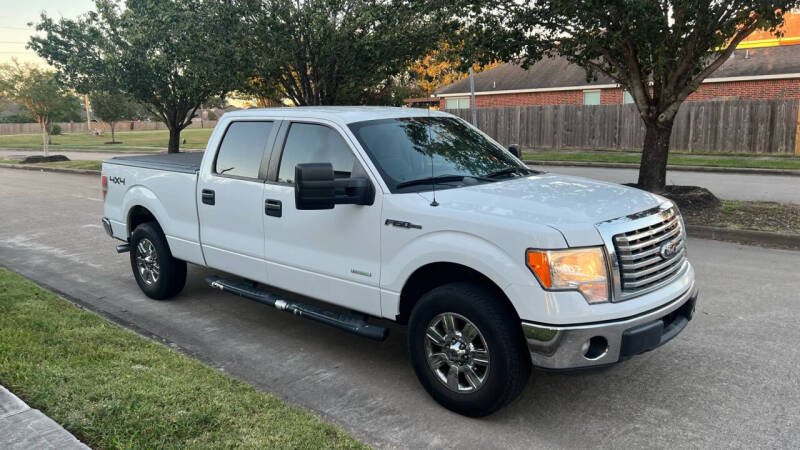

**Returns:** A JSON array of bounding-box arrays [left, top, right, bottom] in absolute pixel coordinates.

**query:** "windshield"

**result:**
[[348, 117, 528, 192]]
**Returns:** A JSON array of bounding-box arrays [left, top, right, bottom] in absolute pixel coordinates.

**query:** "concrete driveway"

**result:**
[[535, 164, 800, 204], [0, 168, 798, 448]]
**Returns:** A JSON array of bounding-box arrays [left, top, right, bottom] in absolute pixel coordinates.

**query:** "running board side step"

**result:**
[[204, 276, 389, 341]]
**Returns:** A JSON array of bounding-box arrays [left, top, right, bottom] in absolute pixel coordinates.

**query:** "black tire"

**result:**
[[129, 222, 187, 300], [408, 281, 531, 417]]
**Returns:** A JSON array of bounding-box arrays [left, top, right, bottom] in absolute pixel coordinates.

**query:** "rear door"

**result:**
[[262, 120, 383, 316], [198, 120, 277, 283]]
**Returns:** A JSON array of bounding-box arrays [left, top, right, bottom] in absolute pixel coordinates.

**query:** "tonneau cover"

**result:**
[[105, 152, 204, 174]]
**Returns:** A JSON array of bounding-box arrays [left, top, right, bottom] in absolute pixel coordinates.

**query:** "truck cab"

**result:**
[[101, 107, 697, 417]]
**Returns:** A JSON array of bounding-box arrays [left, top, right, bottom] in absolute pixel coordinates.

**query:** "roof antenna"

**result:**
[[428, 100, 439, 207]]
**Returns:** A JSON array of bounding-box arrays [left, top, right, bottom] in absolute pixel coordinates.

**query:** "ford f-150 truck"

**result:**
[[101, 107, 697, 417]]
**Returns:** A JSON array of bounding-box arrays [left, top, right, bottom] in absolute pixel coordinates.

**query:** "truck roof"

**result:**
[[222, 106, 452, 124]]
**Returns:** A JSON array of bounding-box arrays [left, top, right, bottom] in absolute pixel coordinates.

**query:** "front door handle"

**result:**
[[201, 189, 215, 205], [265, 199, 282, 217]]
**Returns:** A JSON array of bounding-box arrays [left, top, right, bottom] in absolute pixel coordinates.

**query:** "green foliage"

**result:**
[[452, 0, 798, 191], [0, 62, 79, 152], [90, 91, 139, 124], [51, 123, 62, 135], [0, 114, 36, 123], [29, 0, 247, 152], [240, 0, 449, 105], [90, 90, 140, 142]]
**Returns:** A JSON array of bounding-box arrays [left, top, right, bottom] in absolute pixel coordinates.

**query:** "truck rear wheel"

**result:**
[[130, 222, 186, 300], [408, 281, 531, 417]]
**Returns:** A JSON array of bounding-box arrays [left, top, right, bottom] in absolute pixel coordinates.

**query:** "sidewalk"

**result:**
[[0, 385, 88, 449]]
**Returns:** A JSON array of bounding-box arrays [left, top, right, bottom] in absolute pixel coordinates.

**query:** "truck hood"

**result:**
[[418, 173, 666, 247]]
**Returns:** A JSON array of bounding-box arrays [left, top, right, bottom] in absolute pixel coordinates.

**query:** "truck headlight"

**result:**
[[526, 247, 610, 304]]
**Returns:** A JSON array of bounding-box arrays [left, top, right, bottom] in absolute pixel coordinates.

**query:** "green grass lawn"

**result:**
[[0, 158, 102, 171], [523, 150, 800, 170], [0, 128, 213, 151], [0, 267, 365, 449]]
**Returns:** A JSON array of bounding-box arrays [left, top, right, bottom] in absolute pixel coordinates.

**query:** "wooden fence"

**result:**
[[0, 119, 218, 136], [445, 98, 800, 155]]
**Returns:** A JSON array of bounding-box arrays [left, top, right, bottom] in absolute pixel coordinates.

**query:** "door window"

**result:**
[[278, 123, 359, 184], [215, 121, 273, 179]]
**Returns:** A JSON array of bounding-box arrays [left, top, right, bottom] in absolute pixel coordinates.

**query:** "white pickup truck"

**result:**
[[101, 107, 697, 416]]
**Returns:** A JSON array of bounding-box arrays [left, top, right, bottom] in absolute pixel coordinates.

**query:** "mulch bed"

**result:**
[[630, 184, 800, 234], [21, 154, 70, 164]]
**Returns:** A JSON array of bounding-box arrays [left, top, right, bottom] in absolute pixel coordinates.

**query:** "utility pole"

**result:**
[[469, 67, 477, 126], [84, 94, 91, 133]]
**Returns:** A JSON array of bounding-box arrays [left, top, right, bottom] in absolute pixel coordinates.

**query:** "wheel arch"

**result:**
[[396, 262, 519, 325], [127, 204, 160, 236]]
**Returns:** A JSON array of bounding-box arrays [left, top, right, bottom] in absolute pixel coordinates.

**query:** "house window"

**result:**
[[445, 97, 470, 109], [583, 90, 601, 105], [623, 91, 635, 104]]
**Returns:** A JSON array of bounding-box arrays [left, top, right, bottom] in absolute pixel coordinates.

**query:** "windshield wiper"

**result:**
[[484, 167, 534, 179], [395, 175, 467, 189]]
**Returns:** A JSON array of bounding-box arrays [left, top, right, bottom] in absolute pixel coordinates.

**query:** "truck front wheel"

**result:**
[[408, 281, 531, 417], [129, 222, 186, 300]]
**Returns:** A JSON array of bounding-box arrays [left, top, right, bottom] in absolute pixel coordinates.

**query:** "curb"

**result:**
[[525, 160, 800, 177], [686, 225, 800, 250], [0, 385, 89, 449], [0, 163, 100, 176]]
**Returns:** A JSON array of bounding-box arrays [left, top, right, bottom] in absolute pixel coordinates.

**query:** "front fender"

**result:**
[[380, 230, 547, 319]]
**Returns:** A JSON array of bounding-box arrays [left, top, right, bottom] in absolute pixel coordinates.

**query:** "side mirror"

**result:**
[[508, 144, 521, 158], [295, 163, 374, 210]]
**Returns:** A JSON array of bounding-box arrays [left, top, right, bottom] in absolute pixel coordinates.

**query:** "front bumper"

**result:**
[[522, 284, 697, 369]]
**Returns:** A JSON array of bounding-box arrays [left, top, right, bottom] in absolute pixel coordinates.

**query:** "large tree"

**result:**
[[453, 1, 796, 192], [240, 0, 448, 106], [90, 91, 140, 143], [29, 0, 246, 153], [0, 62, 78, 156]]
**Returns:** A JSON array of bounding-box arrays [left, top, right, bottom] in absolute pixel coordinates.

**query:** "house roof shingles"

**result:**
[[434, 44, 800, 96]]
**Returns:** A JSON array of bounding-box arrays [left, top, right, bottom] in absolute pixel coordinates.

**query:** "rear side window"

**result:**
[[278, 123, 356, 184], [215, 121, 273, 179]]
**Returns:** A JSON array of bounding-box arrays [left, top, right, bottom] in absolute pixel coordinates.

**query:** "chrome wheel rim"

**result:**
[[135, 238, 160, 286], [424, 312, 490, 393]]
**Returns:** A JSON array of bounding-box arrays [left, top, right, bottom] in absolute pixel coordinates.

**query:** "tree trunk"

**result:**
[[110, 122, 116, 143], [167, 126, 181, 153], [40, 121, 49, 157], [637, 120, 674, 192]]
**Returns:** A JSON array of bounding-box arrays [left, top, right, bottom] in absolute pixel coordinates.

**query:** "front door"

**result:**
[[262, 120, 383, 316], [198, 120, 276, 284]]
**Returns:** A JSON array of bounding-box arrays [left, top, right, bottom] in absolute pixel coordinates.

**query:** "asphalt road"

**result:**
[[1, 168, 798, 448], [536, 164, 800, 204]]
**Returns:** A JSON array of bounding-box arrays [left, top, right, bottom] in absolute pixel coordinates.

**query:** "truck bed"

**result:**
[[105, 152, 204, 174]]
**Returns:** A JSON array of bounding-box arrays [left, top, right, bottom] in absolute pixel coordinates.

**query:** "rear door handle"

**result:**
[[201, 189, 215, 205], [265, 199, 282, 217]]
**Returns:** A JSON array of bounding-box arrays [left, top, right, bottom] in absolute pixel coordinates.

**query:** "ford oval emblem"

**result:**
[[659, 241, 678, 259]]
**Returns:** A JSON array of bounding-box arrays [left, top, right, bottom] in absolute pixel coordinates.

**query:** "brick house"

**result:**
[[434, 44, 800, 109]]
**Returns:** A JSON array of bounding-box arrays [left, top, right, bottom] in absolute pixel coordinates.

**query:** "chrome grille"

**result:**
[[612, 208, 687, 296]]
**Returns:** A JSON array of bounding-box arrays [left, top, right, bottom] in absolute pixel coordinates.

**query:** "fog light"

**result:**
[[583, 336, 608, 360]]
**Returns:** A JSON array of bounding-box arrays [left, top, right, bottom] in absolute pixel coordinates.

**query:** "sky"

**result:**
[[0, 0, 95, 66]]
